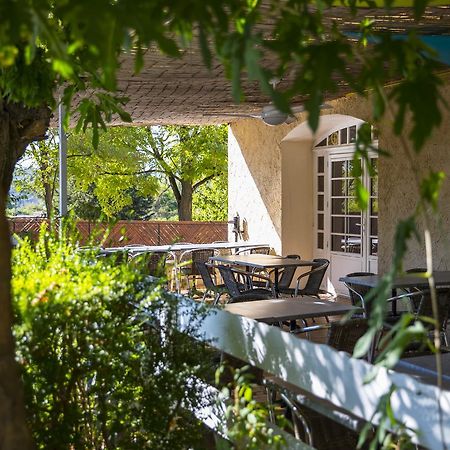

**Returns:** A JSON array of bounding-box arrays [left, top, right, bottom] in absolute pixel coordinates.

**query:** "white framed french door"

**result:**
[[314, 147, 378, 296]]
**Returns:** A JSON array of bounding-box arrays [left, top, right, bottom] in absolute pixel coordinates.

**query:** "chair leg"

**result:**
[[264, 383, 277, 424], [202, 289, 210, 303], [172, 266, 181, 293], [213, 291, 225, 306], [442, 330, 449, 347], [280, 392, 314, 445]]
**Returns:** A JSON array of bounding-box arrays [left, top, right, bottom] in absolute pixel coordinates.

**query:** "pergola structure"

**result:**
[[106, 5, 450, 125], [57, 5, 450, 213]]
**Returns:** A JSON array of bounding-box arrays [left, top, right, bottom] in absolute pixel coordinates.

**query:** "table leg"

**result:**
[[274, 268, 279, 297], [392, 288, 397, 315]]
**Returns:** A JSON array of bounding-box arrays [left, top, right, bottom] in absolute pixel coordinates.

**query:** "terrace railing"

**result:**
[[176, 297, 450, 450]]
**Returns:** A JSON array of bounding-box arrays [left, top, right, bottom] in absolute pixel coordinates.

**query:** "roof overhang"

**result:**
[[60, 5, 450, 127]]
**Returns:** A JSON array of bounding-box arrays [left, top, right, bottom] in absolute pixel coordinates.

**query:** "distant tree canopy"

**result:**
[[9, 130, 59, 218], [10, 125, 228, 221], [68, 125, 228, 220]]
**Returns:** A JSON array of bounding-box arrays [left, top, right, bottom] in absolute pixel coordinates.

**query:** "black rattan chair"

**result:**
[[275, 254, 301, 296], [131, 251, 169, 279], [327, 318, 370, 356], [266, 319, 371, 449], [235, 246, 271, 255], [344, 272, 409, 325], [404, 268, 428, 311], [295, 259, 330, 297], [280, 259, 329, 298], [343, 272, 375, 318], [195, 261, 227, 305], [379, 288, 450, 358], [217, 265, 274, 303], [415, 288, 450, 346], [179, 249, 215, 295]]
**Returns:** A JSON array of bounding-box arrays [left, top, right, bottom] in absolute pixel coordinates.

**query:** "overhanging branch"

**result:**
[[193, 173, 221, 191]]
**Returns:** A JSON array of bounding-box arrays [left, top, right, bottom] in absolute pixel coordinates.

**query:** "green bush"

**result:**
[[12, 224, 213, 449]]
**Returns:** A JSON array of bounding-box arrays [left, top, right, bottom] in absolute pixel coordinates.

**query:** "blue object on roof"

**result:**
[[345, 33, 450, 66], [420, 35, 450, 66]]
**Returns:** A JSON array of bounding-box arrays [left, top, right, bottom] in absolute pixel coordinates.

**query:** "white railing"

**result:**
[[177, 298, 450, 450]]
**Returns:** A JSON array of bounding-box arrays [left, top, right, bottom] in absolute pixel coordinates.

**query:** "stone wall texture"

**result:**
[[376, 73, 450, 273]]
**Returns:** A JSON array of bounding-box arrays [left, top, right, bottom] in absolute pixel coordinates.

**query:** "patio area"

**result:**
[[74, 235, 450, 448], [3, 2, 450, 449]]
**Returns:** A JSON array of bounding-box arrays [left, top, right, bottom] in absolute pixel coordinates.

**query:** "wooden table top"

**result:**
[[211, 254, 315, 269], [224, 297, 358, 323]]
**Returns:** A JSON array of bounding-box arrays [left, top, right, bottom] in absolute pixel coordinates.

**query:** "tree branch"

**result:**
[[193, 172, 221, 191], [68, 153, 93, 158], [99, 168, 162, 176], [167, 174, 181, 202]]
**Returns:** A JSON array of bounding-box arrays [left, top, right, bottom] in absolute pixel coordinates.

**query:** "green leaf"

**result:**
[[372, 89, 385, 121], [0, 45, 19, 66], [413, 0, 428, 19], [420, 170, 445, 211], [157, 35, 180, 57], [244, 386, 252, 402], [353, 328, 376, 359], [52, 58, 74, 78], [356, 179, 369, 210], [198, 27, 212, 70]]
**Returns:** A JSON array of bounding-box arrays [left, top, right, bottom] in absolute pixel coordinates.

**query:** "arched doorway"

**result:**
[[280, 114, 378, 295]]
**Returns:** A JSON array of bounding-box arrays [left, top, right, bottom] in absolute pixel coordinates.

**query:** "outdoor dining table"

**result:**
[[224, 297, 359, 324], [394, 353, 450, 390], [339, 271, 450, 315], [210, 254, 315, 293], [99, 242, 271, 292], [339, 271, 450, 291], [102, 241, 270, 255]]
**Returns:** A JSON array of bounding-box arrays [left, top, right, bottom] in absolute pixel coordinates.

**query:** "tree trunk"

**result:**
[[177, 180, 193, 221], [44, 181, 53, 220], [0, 98, 51, 450]]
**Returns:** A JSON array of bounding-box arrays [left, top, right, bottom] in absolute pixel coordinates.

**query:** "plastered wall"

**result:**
[[376, 74, 450, 273], [228, 73, 450, 272], [280, 140, 314, 259], [228, 120, 292, 253]]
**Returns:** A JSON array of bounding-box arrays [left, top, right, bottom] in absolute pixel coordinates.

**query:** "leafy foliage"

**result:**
[[67, 125, 228, 220], [1, 0, 444, 154], [1, 0, 449, 447], [193, 173, 228, 221], [12, 223, 213, 449], [10, 130, 59, 218], [357, 386, 417, 450], [67, 127, 160, 216], [216, 366, 286, 450]]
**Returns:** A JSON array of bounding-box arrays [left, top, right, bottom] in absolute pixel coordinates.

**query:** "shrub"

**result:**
[[12, 224, 212, 449]]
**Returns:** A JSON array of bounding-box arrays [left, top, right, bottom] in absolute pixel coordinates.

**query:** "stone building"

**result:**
[[228, 74, 450, 294]]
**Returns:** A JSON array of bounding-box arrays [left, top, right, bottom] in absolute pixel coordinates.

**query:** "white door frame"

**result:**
[[313, 145, 378, 295]]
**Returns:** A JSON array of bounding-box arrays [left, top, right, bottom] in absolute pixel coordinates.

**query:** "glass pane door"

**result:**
[[316, 156, 325, 250], [330, 159, 362, 256], [369, 158, 378, 257]]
